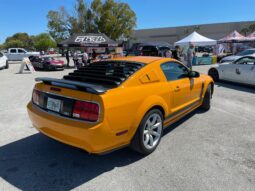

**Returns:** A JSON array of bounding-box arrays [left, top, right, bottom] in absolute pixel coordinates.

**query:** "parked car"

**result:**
[[141, 45, 171, 57], [29, 56, 64, 71], [27, 56, 214, 155], [209, 55, 255, 86], [6, 48, 40, 61], [220, 48, 255, 63], [0, 51, 9, 69], [47, 48, 57, 54]]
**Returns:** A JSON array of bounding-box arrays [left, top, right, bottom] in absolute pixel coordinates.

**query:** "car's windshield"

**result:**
[[237, 49, 255, 56], [42, 57, 54, 61]]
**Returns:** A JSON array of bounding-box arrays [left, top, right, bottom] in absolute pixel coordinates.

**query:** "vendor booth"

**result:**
[[247, 31, 255, 41], [58, 33, 122, 59], [175, 31, 216, 46], [217, 31, 252, 55], [175, 32, 217, 65], [58, 33, 119, 48], [218, 30, 248, 43]]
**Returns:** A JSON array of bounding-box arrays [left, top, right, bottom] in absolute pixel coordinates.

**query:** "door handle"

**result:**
[[174, 86, 181, 92], [236, 68, 241, 75]]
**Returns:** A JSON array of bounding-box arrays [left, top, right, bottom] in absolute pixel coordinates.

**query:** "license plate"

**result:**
[[47, 97, 61, 112]]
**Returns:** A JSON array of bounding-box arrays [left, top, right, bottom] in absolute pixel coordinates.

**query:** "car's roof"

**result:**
[[112, 56, 173, 64]]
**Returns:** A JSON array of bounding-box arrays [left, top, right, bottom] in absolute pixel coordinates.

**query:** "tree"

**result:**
[[240, 23, 255, 36], [0, 43, 5, 50], [33, 33, 56, 51], [3, 32, 56, 50], [91, 0, 136, 40], [4, 33, 32, 49], [47, 0, 136, 41], [47, 7, 70, 43], [241, 28, 250, 36]]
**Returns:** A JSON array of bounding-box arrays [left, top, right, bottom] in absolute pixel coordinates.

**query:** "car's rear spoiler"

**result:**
[[35, 77, 108, 95]]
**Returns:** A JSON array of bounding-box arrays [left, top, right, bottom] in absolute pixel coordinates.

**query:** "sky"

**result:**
[[0, 0, 255, 43]]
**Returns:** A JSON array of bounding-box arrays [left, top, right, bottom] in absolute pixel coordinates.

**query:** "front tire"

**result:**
[[200, 84, 212, 111], [5, 60, 9, 69], [130, 109, 163, 155], [208, 68, 219, 82]]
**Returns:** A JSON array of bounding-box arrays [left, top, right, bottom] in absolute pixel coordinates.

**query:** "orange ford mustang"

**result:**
[[27, 56, 214, 155]]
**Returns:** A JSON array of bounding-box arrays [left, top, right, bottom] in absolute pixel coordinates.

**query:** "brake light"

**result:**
[[72, 101, 99, 122], [32, 89, 40, 105]]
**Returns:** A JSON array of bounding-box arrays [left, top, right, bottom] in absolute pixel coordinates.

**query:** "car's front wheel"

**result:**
[[5, 60, 9, 69], [208, 68, 219, 82], [130, 109, 163, 155], [200, 84, 212, 111]]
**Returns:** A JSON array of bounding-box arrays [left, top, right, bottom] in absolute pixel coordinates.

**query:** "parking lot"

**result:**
[[0, 62, 255, 191]]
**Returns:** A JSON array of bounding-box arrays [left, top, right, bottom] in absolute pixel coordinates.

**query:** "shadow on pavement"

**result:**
[[0, 108, 201, 191], [0, 134, 143, 191], [215, 81, 255, 94]]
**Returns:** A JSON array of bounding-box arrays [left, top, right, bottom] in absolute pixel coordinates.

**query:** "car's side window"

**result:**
[[0, 52, 3, 57], [235, 57, 255, 65], [18, 49, 25, 53], [160, 62, 189, 81], [10, 49, 16, 53]]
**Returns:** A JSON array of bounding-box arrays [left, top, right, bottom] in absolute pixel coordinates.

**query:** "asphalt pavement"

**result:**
[[0, 61, 254, 191]]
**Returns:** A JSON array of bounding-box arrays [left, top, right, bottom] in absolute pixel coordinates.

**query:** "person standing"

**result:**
[[165, 50, 172, 58], [82, 51, 89, 66], [187, 43, 196, 69], [73, 51, 78, 67], [172, 45, 181, 61], [92, 49, 97, 60], [65, 50, 70, 67]]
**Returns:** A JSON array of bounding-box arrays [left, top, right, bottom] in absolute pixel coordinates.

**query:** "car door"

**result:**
[[9, 48, 18, 60], [245, 60, 255, 85], [218, 63, 236, 81], [160, 62, 202, 113], [17, 48, 26, 60], [231, 56, 255, 84]]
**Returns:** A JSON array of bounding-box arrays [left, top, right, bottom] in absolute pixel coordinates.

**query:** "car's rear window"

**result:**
[[64, 61, 144, 87]]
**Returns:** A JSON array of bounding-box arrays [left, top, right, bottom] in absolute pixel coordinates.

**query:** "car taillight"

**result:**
[[32, 89, 40, 106], [32, 89, 44, 107], [72, 101, 99, 122]]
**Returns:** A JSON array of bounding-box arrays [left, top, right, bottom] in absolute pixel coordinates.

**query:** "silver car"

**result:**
[[209, 55, 255, 86], [220, 48, 255, 63], [0, 52, 8, 69]]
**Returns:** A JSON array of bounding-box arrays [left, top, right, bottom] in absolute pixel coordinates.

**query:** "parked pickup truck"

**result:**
[[6, 48, 40, 61]]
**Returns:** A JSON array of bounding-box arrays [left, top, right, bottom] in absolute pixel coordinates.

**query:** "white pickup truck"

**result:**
[[6, 48, 40, 61]]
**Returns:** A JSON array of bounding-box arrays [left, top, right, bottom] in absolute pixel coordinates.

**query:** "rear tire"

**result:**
[[130, 109, 163, 155], [200, 84, 212, 111], [208, 68, 219, 82]]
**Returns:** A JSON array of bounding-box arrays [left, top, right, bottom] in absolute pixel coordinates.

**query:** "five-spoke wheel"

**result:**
[[131, 109, 163, 155]]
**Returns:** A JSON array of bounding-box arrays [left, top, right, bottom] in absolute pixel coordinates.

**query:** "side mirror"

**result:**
[[188, 71, 200, 78]]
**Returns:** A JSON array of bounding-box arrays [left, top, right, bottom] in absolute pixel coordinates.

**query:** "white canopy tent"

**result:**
[[175, 31, 217, 46]]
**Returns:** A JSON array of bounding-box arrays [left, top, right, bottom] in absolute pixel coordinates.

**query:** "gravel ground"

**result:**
[[0, 61, 254, 191]]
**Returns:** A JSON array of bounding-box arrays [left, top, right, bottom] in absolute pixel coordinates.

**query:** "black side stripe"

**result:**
[[164, 100, 201, 123], [200, 81, 205, 99]]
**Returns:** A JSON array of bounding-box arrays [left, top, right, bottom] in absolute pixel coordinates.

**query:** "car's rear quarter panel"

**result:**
[[102, 61, 171, 140]]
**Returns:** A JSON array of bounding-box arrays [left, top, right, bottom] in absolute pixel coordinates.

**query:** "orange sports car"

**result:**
[[27, 56, 214, 155]]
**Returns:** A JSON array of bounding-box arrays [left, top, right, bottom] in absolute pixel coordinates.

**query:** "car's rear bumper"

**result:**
[[50, 64, 64, 70], [27, 102, 128, 154]]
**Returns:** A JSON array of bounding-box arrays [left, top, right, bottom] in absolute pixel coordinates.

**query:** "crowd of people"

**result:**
[[163, 43, 196, 69], [64, 43, 196, 70], [65, 49, 97, 69]]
